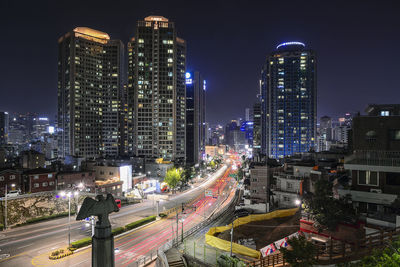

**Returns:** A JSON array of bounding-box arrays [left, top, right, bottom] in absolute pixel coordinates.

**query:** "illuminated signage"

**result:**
[[185, 72, 192, 84], [276, 42, 305, 50], [48, 126, 55, 134]]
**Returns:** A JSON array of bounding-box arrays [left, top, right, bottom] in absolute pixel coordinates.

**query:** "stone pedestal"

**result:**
[[92, 224, 114, 267]]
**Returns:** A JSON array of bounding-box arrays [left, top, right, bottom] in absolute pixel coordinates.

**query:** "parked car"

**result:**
[[7, 190, 20, 197]]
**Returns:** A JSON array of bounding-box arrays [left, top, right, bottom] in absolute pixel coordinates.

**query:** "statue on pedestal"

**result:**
[[77, 193, 120, 267]]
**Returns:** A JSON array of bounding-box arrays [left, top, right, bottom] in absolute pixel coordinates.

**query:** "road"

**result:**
[[0, 165, 235, 266]]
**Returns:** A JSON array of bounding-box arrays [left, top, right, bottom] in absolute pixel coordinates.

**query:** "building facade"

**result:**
[[261, 42, 317, 159], [185, 71, 206, 165], [127, 16, 186, 163], [339, 104, 400, 228], [0, 112, 9, 146], [57, 27, 124, 159]]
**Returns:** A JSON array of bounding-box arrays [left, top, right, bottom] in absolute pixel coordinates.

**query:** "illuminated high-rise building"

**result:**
[[185, 71, 206, 165], [127, 16, 186, 162], [0, 112, 9, 145], [58, 27, 124, 159], [261, 42, 317, 159]]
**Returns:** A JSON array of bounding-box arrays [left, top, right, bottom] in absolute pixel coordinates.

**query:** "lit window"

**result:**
[[380, 111, 389, 116]]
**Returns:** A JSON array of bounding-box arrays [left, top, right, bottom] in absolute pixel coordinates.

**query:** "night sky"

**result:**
[[1, 0, 399, 125]]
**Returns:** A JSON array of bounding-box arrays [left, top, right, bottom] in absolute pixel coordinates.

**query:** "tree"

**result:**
[[183, 167, 194, 184], [338, 238, 400, 267], [209, 160, 216, 169], [280, 235, 317, 267], [164, 168, 183, 193], [303, 179, 358, 231]]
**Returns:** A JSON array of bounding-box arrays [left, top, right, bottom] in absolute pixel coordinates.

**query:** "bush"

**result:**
[[23, 211, 76, 225], [70, 237, 92, 249], [125, 216, 156, 230], [158, 213, 167, 218], [69, 216, 156, 249], [112, 227, 125, 236]]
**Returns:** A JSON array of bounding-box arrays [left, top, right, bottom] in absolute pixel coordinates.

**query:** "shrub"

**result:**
[[125, 216, 156, 230], [70, 237, 92, 249], [158, 213, 167, 218], [112, 227, 125, 236], [23, 211, 76, 225]]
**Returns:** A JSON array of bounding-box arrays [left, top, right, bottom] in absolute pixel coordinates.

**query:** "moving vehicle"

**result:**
[[115, 199, 121, 208]]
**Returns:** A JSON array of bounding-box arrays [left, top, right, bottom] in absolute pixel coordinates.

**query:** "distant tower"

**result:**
[[127, 16, 186, 163], [57, 27, 124, 159], [261, 42, 317, 159], [185, 71, 206, 165], [0, 112, 9, 145]]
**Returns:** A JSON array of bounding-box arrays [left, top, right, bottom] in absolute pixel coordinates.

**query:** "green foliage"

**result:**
[[14, 211, 76, 227], [183, 167, 194, 184], [70, 237, 92, 249], [51, 249, 65, 256], [125, 215, 156, 230], [70, 215, 157, 249], [280, 235, 317, 267], [337, 238, 400, 267], [209, 160, 216, 169], [158, 213, 167, 218], [164, 168, 183, 189], [111, 227, 125, 236], [303, 179, 358, 231]]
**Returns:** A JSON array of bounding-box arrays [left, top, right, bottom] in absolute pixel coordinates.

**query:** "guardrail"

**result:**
[[248, 226, 400, 266]]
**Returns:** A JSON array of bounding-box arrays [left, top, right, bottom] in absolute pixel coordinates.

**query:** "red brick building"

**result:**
[[24, 168, 57, 193], [0, 168, 24, 196]]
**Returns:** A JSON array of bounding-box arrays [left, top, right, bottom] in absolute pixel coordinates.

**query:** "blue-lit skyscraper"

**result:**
[[261, 42, 317, 159], [185, 71, 206, 165]]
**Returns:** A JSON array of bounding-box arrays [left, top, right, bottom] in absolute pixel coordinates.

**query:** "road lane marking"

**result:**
[[17, 243, 33, 249], [0, 252, 27, 263]]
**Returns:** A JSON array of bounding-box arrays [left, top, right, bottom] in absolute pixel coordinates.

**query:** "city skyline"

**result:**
[[1, 1, 400, 125]]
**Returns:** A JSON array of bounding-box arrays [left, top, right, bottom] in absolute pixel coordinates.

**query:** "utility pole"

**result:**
[[176, 213, 179, 245], [4, 185, 7, 230], [230, 220, 234, 257]]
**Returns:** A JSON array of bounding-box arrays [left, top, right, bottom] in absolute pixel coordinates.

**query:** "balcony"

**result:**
[[345, 150, 400, 167], [272, 171, 303, 180]]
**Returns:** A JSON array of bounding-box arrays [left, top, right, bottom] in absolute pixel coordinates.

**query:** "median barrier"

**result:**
[[205, 208, 299, 259]]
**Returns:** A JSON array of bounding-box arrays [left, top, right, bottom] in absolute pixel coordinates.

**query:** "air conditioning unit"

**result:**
[[370, 189, 382, 193]]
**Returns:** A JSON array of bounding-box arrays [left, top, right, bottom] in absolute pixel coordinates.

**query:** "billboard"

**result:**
[[119, 165, 132, 192]]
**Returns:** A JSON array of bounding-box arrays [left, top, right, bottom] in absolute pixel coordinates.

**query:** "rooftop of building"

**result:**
[[23, 167, 56, 175], [276, 41, 306, 51], [73, 27, 110, 40], [144, 15, 169, 22]]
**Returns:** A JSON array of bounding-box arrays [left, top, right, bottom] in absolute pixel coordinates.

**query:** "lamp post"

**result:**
[[61, 190, 79, 247], [4, 183, 15, 230]]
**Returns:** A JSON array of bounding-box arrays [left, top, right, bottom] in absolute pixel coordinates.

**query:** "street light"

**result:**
[[60, 190, 79, 247], [4, 183, 15, 230], [295, 199, 301, 206]]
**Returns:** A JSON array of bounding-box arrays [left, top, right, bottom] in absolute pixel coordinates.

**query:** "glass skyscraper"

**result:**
[[185, 71, 206, 165], [261, 42, 316, 159]]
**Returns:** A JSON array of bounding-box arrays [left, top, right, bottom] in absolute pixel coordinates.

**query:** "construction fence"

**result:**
[[205, 208, 299, 259]]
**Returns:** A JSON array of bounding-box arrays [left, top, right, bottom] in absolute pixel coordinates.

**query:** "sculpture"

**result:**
[[76, 193, 119, 267], [77, 194, 119, 227]]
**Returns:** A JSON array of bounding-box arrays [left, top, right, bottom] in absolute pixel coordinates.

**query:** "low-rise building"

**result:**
[[338, 104, 400, 228], [20, 150, 45, 169], [57, 171, 95, 192], [24, 168, 57, 193], [0, 168, 24, 196]]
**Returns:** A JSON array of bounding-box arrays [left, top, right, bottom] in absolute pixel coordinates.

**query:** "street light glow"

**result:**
[[60, 191, 66, 197], [295, 199, 301, 206]]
